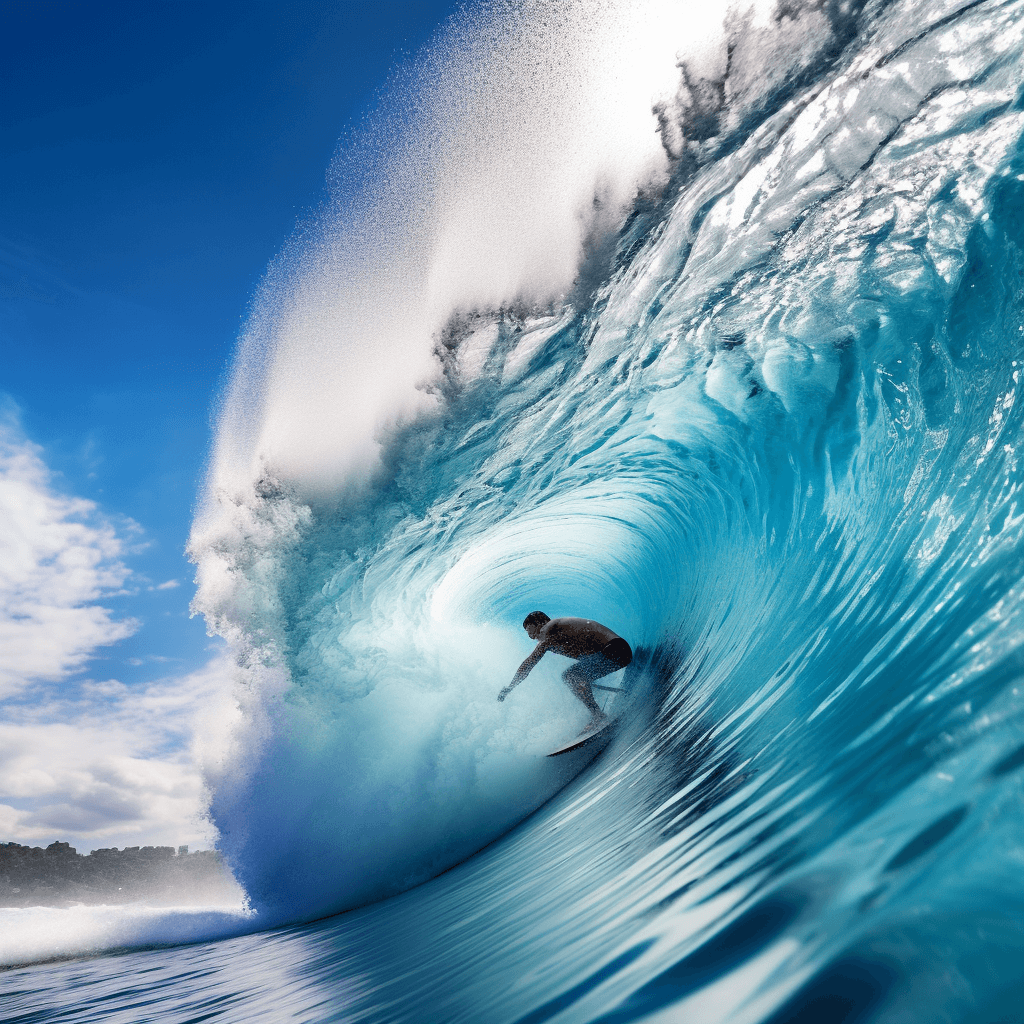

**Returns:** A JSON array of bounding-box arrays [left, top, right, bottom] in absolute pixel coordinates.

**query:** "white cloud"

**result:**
[[154, 579, 180, 590], [0, 406, 241, 852], [0, 408, 137, 697], [0, 654, 240, 852]]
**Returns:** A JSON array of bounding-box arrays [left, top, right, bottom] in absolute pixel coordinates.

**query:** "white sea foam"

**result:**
[[199, 1, 767, 507], [0, 903, 253, 968]]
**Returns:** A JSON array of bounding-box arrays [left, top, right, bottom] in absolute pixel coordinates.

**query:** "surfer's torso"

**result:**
[[535, 617, 620, 659]]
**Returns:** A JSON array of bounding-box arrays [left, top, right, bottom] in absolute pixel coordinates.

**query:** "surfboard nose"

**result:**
[[547, 719, 616, 758]]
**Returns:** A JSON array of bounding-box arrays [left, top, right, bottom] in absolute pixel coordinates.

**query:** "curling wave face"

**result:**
[[127, 0, 1024, 1019]]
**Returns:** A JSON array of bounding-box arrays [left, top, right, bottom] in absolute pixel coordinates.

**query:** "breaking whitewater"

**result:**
[[10, 1, 1024, 1021]]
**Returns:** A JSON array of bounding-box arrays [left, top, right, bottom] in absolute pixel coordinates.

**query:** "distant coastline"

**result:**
[[0, 841, 240, 908]]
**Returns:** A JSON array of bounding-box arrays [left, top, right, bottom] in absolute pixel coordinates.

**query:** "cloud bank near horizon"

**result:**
[[0, 405, 237, 851]]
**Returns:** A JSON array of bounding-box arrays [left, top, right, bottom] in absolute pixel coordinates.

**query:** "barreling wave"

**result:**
[[168, 0, 1024, 1019]]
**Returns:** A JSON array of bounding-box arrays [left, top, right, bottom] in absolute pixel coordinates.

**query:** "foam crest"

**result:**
[[200, 0, 753, 506]]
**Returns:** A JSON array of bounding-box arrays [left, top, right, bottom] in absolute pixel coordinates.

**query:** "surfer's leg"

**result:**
[[562, 656, 611, 724]]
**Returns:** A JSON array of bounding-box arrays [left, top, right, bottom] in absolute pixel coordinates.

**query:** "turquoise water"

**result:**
[[8, 1, 1024, 1020]]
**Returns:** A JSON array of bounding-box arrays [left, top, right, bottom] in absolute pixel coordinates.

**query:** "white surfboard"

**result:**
[[547, 718, 615, 757]]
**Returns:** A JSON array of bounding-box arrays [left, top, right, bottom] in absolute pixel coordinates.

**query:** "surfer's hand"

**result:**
[[497, 687, 510, 702]]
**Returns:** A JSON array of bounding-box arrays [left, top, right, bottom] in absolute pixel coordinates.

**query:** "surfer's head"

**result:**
[[523, 610, 550, 639]]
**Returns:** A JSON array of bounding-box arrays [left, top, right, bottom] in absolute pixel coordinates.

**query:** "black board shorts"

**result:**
[[601, 637, 633, 669], [565, 637, 633, 685]]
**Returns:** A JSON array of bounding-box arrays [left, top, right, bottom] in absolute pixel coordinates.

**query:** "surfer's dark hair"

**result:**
[[523, 611, 550, 629]]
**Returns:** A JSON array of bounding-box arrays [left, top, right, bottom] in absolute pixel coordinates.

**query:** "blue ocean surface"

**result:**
[[7, 1, 1024, 1020]]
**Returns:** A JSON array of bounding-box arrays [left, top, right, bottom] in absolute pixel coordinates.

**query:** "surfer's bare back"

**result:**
[[498, 612, 632, 728]]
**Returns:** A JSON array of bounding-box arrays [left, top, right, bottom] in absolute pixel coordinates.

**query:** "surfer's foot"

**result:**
[[583, 713, 609, 734]]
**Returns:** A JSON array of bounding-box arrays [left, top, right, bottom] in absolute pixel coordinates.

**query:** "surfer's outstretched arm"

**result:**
[[498, 643, 546, 701]]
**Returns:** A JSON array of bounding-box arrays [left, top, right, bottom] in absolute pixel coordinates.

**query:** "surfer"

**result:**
[[498, 612, 632, 730]]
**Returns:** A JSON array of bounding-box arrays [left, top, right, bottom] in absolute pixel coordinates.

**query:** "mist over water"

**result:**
[[12, 1, 1024, 1022]]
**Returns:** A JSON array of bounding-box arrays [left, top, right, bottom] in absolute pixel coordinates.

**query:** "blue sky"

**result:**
[[0, 1, 461, 850], [3, 0, 461, 680]]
